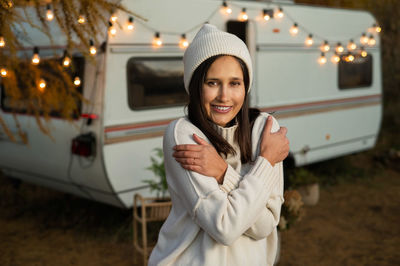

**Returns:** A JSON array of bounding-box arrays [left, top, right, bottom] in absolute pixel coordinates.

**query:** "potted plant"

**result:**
[[288, 167, 320, 206]]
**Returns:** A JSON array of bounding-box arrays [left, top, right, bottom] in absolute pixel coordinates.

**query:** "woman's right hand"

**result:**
[[260, 116, 290, 166]]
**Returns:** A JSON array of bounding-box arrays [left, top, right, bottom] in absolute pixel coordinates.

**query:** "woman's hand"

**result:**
[[260, 116, 290, 166], [173, 134, 228, 184]]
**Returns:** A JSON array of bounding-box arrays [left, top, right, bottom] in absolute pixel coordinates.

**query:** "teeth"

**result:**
[[213, 106, 231, 111]]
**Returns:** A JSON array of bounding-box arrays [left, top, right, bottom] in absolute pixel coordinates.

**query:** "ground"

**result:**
[[0, 152, 399, 266]]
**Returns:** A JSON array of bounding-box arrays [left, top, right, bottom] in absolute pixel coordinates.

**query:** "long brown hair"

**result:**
[[187, 55, 260, 164]]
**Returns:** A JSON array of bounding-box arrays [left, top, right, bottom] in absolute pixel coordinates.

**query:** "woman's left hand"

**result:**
[[173, 134, 227, 184]]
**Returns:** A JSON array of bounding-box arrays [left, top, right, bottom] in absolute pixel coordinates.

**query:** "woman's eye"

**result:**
[[207, 81, 218, 86], [231, 81, 241, 86]]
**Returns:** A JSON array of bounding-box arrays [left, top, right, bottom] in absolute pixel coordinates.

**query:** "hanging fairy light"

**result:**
[[360, 47, 368, 57], [305, 34, 313, 46], [320, 40, 330, 52], [347, 39, 356, 51], [0, 36, 5, 48], [263, 9, 273, 21], [126, 17, 134, 31], [372, 23, 381, 33], [74, 77, 81, 87], [238, 8, 248, 21], [179, 34, 189, 49], [38, 79, 46, 92], [221, 1, 232, 15], [275, 7, 284, 19], [331, 53, 340, 64], [289, 23, 299, 36], [345, 53, 355, 62], [62, 50, 71, 67], [152, 32, 162, 47], [108, 22, 117, 37], [318, 52, 327, 65], [89, 40, 97, 55], [110, 12, 118, 23], [78, 15, 86, 24], [368, 35, 376, 46], [31, 46, 40, 65], [46, 4, 54, 21], [336, 42, 344, 53], [0, 68, 8, 77], [360, 33, 369, 45]]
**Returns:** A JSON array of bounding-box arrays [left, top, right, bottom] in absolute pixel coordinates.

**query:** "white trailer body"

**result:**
[[0, 0, 382, 208]]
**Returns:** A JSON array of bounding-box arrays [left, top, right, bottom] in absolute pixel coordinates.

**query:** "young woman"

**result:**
[[148, 24, 289, 266]]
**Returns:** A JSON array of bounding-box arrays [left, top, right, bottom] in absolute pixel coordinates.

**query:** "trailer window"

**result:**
[[0, 56, 84, 118], [338, 53, 372, 89], [227, 20, 248, 45], [127, 57, 187, 110]]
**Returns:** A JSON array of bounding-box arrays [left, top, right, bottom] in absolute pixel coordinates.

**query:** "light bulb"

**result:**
[[360, 33, 369, 45], [290, 23, 299, 36], [0, 68, 7, 77], [318, 52, 327, 65], [152, 32, 162, 47], [5, 0, 13, 8], [89, 40, 96, 55], [74, 77, 81, 86], [345, 53, 354, 62], [368, 35, 376, 46], [320, 40, 330, 52], [347, 39, 356, 51], [38, 79, 46, 92], [305, 34, 313, 46], [62, 51, 71, 67], [336, 42, 344, 53], [373, 24, 381, 33], [331, 53, 340, 64], [127, 17, 134, 31], [179, 34, 189, 49], [110, 13, 118, 23], [0, 36, 5, 47], [361, 48, 368, 57], [32, 47, 40, 65], [275, 7, 284, 19], [78, 15, 86, 24], [263, 9, 272, 21], [238, 8, 248, 21], [46, 4, 54, 21], [108, 22, 117, 37], [221, 2, 232, 15]]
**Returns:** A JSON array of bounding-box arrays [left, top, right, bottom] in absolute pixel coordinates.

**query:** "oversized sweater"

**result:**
[[148, 113, 284, 266]]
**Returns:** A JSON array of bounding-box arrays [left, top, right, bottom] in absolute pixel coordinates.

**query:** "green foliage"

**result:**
[[288, 167, 319, 188], [144, 148, 168, 199]]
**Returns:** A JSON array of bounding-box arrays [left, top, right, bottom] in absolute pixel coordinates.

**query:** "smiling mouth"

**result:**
[[211, 105, 233, 113]]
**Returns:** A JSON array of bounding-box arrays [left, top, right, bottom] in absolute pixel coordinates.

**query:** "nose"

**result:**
[[217, 83, 229, 102]]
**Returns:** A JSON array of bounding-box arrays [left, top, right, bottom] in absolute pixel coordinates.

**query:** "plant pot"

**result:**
[[297, 183, 319, 206]]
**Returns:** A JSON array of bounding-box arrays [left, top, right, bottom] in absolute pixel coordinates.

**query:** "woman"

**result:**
[[148, 24, 289, 266]]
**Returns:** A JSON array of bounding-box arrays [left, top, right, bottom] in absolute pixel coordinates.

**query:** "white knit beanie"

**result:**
[[183, 24, 253, 94]]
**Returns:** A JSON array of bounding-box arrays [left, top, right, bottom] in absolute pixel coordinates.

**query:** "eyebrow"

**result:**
[[205, 77, 243, 81]]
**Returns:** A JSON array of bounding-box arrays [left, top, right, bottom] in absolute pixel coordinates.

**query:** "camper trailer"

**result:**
[[0, 0, 382, 208]]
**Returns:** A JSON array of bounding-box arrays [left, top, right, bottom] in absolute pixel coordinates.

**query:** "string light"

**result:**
[[320, 40, 330, 52], [108, 22, 117, 37], [0, 68, 8, 77], [305, 34, 313, 46], [360, 33, 369, 45], [336, 42, 344, 53], [263, 9, 273, 21], [78, 15, 86, 24], [361, 47, 368, 57], [62, 50, 71, 67], [152, 32, 162, 47], [289, 23, 299, 36], [38, 79, 46, 92], [0, 36, 5, 48], [74, 77, 81, 86], [344, 53, 355, 62], [110, 12, 118, 23], [331, 53, 340, 63], [126, 17, 134, 31], [179, 34, 189, 49], [347, 39, 356, 51], [221, 1, 232, 15], [275, 7, 284, 19], [32, 47, 40, 65], [5, 0, 13, 8], [238, 8, 248, 21], [89, 40, 97, 55], [368, 35, 376, 46], [373, 23, 381, 33], [318, 52, 327, 65], [46, 4, 54, 21]]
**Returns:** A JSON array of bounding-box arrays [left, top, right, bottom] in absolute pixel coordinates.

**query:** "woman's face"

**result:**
[[202, 56, 246, 127]]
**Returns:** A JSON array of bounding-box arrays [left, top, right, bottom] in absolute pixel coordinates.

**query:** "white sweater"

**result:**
[[148, 113, 284, 266]]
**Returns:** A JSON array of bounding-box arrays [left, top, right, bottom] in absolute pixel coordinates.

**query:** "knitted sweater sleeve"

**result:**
[[163, 118, 280, 246]]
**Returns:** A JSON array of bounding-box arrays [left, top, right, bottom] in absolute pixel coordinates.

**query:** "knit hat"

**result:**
[[183, 24, 253, 94]]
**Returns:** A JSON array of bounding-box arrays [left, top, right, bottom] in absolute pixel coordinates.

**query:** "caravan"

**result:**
[[0, 0, 382, 208]]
